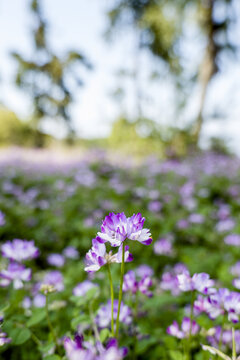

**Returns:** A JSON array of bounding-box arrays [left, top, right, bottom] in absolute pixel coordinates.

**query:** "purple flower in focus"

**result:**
[[177, 272, 215, 294], [167, 317, 199, 339], [96, 300, 132, 329], [84, 239, 133, 273], [63, 246, 79, 259], [2, 239, 39, 262], [73, 280, 98, 297], [154, 238, 173, 256], [97, 212, 152, 247], [0, 262, 31, 289], [0, 211, 5, 226], [47, 254, 65, 268]]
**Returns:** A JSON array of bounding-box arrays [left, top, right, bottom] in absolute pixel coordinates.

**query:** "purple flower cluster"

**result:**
[[123, 269, 153, 297], [177, 272, 215, 294], [2, 239, 39, 262], [160, 263, 188, 295], [73, 280, 98, 297], [0, 239, 39, 289], [153, 238, 173, 256], [95, 300, 132, 329], [97, 212, 152, 247], [0, 211, 5, 226], [167, 317, 200, 339], [85, 239, 133, 273], [64, 335, 127, 360], [0, 329, 11, 347], [207, 326, 240, 353]]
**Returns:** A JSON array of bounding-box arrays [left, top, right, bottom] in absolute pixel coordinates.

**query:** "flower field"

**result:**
[[1, 150, 240, 360]]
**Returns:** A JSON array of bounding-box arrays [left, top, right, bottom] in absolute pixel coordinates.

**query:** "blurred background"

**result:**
[[0, 0, 239, 158]]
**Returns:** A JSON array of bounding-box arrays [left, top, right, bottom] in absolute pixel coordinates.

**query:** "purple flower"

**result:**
[[0, 262, 31, 289], [147, 201, 162, 213], [97, 338, 128, 360], [123, 270, 153, 297], [154, 238, 173, 256], [216, 218, 235, 232], [73, 281, 98, 297], [95, 300, 132, 329], [84, 239, 133, 273], [223, 291, 240, 323], [33, 294, 46, 308], [97, 212, 152, 247], [135, 264, 154, 278], [63, 246, 79, 259], [1, 239, 39, 262], [0, 330, 11, 346], [231, 262, 240, 276], [188, 214, 204, 224], [177, 272, 215, 294], [224, 234, 240, 246], [160, 263, 188, 296], [42, 271, 64, 292], [0, 211, 5, 226], [47, 254, 65, 268], [167, 317, 199, 339], [64, 335, 96, 360]]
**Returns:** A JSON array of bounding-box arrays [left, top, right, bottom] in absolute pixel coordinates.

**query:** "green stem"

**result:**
[[188, 291, 195, 360], [45, 294, 60, 354], [115, 244, 125, 339], [232, 327, 236, 360], [133, 292, 139, 360], [107, 263, 114, 336]]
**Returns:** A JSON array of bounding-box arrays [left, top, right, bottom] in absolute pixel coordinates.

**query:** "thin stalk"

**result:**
[[107, 263, 114, 336], [188, 290, 195, 360], [89, 301, 101, 342], [115, 245, 125, 338], [133, 292, 139, 360], [232, 327, 236, 360], [45, 294, 60, 354]]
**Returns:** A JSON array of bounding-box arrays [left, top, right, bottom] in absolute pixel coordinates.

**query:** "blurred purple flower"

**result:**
[[42, 271, 64, 292], [47, 254, 65, 267], [148, 201, 162, 213], [64, 334, 95, 360], [0, 330, 11, 346], [63, 246, 79, 259], [224, 234, 240, 246], [167, 317, 199, 339], [216, 218, 235, 232], [96, 300, 132, 329], [135, 264, 154, 278], [2, 239, 39, 262], [154, 238, 173, 256], [0, 211, 5, 226], [73, 280, 98, 297], [177, 272, 215, 294], [123, 269, 153, 297], [0, 262, 31, 289], [188, 213, 204, 224]]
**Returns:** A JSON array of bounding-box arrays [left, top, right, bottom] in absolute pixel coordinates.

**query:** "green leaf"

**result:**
[[44, 355, 61, 360], [100, 328, 110, 343], [26, 309, 46, 327], [10, 327, 31, 345], [169, 350, 184, 360], [71, 314, 90, 330]]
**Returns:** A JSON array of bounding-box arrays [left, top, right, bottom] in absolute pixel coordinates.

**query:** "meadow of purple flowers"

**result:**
[[0, 149, 240, 359]]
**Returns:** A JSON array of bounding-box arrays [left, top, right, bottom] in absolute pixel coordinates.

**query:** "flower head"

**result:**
[[0, 262, 31, 289], [73, 280, 98, 297], [2, 239, 39, 262], [84, 239, 132, 273], [177, 272, 215, 294], [95, 300, 132, 329], [167, 317, 200, 339], [97, 212, 152, 247]]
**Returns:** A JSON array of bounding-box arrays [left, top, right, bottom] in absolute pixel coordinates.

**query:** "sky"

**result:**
[[0, 0, 240, 153]]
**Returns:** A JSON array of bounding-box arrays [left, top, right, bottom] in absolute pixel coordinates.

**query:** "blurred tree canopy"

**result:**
[[12, 0, 91, 146], [106, 0, 238, 145]]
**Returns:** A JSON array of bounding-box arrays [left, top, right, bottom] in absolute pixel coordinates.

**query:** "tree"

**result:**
[[191, 0, 238, 144], [12, 0, 91, 146]]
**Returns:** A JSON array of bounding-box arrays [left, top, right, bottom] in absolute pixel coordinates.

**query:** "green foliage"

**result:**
[[12, 0, 91, 143]]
